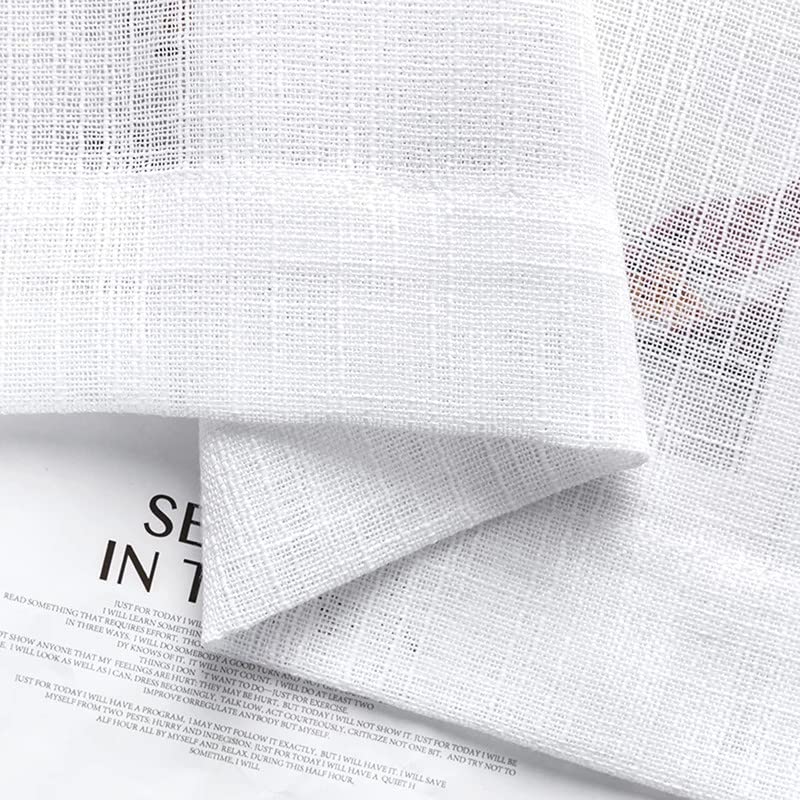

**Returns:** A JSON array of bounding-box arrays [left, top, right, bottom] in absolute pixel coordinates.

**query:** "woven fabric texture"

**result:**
[[3, 1, 800, 799]]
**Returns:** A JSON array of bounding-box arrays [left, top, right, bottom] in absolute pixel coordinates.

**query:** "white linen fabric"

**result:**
[[3, 1, 800, 799]]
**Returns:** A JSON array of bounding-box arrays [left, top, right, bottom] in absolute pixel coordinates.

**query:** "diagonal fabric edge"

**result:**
[[199, 422, 647, 640]]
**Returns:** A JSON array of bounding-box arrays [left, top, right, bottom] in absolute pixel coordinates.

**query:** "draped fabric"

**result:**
[[3, 1, 800, 797]]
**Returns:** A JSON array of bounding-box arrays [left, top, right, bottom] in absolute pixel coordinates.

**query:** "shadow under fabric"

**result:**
[[2, 1, 800, 799]]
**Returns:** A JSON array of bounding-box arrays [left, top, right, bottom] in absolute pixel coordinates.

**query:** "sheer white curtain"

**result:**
[[2, 2, 799, 798]]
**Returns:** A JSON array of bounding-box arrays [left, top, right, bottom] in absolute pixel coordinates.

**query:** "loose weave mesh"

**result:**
[[3, 0, 800, 798]]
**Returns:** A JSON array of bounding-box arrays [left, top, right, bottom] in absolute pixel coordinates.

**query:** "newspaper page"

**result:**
[[0, 414, 639, 800]]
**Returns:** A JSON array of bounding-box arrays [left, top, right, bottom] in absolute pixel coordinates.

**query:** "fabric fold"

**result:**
[[1, 0, 647, 652], [199, 422, 645, 635]]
